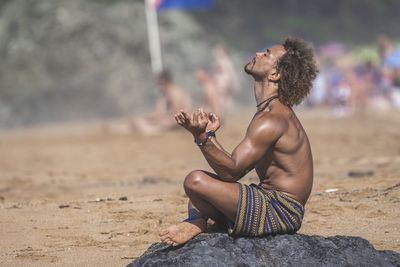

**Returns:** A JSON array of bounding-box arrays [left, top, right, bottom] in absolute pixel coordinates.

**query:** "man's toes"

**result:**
[[160, 234, 169, 242], [159, 229, 169, 236], [161, 235, 172, 243]]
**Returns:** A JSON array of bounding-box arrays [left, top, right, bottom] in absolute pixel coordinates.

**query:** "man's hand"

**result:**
[[205, 112, 220, 133], [174, 107, 208, 137]]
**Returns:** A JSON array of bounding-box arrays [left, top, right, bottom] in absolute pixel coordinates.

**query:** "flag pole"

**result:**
[[145, 0, 163, 74]]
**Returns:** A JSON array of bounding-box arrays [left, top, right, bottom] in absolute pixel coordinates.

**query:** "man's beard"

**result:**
[[244, 62, 253, 75]]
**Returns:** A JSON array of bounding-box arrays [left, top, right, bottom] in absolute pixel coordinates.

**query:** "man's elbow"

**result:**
[[231, 166, 252, 181], [221, 170, 244, 182], [215, 164, 245, 182]]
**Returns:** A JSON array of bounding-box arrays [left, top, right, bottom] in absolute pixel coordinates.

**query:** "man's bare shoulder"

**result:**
[[247, 108, 288, 142]]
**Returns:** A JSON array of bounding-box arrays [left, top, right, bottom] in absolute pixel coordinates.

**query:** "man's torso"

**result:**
[[253, 103, 313, 206]]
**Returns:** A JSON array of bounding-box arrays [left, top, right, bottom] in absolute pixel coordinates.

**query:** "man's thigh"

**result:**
[[186, 170, 240, 222]]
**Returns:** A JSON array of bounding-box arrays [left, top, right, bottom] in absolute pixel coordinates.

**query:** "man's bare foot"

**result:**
[[159, 219, 206, 246]]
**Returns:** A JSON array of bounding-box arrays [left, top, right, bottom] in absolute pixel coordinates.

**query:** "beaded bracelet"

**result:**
[[194, 131, 216, 147]]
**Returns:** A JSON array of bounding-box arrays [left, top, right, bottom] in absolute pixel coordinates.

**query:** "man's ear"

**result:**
[[268, 68, 280, 82]]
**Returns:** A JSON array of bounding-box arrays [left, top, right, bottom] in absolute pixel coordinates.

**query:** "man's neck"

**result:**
[[254, 79, 279, 107]]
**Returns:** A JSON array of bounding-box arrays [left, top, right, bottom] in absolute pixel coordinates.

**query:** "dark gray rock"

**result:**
[[128, 233, 400, 267]]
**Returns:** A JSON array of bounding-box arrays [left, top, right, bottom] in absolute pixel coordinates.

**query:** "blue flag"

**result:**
[[155, 0, 215, 11]]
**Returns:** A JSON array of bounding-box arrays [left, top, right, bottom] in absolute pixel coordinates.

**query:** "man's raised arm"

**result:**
[[175, 108, 284, 182]]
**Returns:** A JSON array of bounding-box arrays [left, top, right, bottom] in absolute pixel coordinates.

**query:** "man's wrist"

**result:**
[[207, 131, 216, 138], [193, 132, 206, 142], [194, 131, 216, 147]]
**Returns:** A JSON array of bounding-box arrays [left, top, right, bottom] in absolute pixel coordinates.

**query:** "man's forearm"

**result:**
[[195, 134, 241, 182]]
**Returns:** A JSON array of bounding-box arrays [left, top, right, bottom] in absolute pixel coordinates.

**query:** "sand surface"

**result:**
[[0, 107, 399, 266]]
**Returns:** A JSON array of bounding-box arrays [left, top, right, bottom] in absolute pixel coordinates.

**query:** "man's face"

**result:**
[[244, 45, 286, 79]]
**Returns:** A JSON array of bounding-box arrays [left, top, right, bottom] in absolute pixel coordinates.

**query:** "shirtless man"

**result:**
[[160, 37, 318, 246]]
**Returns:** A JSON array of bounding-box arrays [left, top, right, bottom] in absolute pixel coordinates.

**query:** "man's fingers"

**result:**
[[181, 110, 191, 121], [177, 113, 186, 123], [174, 113, 184, 125], [174, 115, 180, 124], [180, 113, 187, 121], [208, 112, 216, 122], [193, 109, 201, 124], [176, 111, 192, 127], [213, 113, 220, 122], [200, 107, 207, 121], [196, 107, 207, 125]]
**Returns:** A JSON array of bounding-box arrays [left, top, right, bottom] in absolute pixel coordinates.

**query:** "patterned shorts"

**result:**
[[228, 183, 304, 236]]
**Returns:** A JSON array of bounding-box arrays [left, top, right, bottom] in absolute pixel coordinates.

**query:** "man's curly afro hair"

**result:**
[[276, 37, 319, 107]]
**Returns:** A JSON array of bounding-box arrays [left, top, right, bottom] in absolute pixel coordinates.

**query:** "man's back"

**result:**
[[254, 101, 313, 206]]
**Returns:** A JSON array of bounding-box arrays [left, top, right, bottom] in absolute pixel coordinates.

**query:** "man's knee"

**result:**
[[184, 170, 207, 192]]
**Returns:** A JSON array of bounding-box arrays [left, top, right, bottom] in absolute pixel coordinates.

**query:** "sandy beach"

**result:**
[[0, 107, 399, 266]]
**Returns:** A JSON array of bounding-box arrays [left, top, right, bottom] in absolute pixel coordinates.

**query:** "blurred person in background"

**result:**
[[309, 55, 328, 106], [390, 73, 400, 109], [212, 44, 240, 113], [356, 60, 391, 111], [377, 34, 394, 63], [327, 55, 353, 117], [383, 67, 400, 110], [194, 45, 239, 119], [350, 59, 375, 112], [312, 43, 350, 112], [107, 70, 192, 135], [193, 68, 224, 117], [131, 70, 192, 135], [377, 34, 400, 110]]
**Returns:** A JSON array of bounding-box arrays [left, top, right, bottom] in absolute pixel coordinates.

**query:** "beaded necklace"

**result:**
[[256, 95, 279, 112]]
